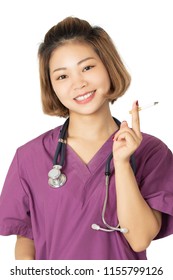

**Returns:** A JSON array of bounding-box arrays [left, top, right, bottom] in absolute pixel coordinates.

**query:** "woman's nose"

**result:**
[[73, 74, 87, 90]]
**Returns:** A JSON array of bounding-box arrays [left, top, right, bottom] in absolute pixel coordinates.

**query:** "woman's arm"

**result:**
[[15, 235, 35, 260], [113, 101, 162, 252], [114, 160, 161, 252]]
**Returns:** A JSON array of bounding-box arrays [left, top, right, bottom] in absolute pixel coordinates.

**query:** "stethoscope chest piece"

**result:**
[[48, 165, 67, 188]]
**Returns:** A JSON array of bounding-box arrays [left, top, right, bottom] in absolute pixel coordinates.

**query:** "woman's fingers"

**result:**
[[114, 121, 137, 142], [112, 101, 143, 160], [131, 101, 142, 139], [114, 122, 139, 148]]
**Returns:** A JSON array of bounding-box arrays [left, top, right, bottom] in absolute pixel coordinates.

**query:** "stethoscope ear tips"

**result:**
[[91, 223, 128, 233], [120, 228, 128, 234], [91, 224, 100, 230]]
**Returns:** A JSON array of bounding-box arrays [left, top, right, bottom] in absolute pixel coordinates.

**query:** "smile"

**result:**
[[74, 91, 95, 102]]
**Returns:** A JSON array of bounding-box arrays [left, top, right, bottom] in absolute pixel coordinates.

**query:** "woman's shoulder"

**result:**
[[140, 132, 168, 150], [135, 132, 172, 166]]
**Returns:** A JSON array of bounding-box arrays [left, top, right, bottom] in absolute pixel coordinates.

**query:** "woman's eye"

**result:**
[[57, 75, 67, 80], [83, 65, 94, 72]]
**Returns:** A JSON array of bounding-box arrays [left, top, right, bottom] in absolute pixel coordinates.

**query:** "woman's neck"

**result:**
[[68, 108, 118, 141]]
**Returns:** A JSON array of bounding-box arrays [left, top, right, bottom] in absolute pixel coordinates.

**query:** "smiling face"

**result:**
[[49, 41, 111, 117]]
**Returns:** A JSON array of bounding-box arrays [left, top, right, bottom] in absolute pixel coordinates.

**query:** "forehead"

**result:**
[[49, 40, 99, 68]]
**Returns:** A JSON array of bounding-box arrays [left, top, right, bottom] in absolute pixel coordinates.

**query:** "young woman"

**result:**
[[0, 17, 173, 260]]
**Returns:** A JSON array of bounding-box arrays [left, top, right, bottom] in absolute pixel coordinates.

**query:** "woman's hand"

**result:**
[[113, 101, 142, 163], [113, 101, 161, 251]]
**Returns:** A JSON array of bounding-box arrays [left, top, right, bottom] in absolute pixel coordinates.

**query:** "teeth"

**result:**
[[75, 91, 94, 101]]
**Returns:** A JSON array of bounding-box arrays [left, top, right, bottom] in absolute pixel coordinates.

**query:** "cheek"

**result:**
[[98, 71, 111, 90], [51, 82, 63, 96], [52, 86, 70, 106], [95, 66, 110, 85], [54, 94, 68, 108], [51, 79, 71, 94]]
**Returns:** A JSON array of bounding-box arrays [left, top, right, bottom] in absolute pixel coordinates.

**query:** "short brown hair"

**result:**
[[38, 17, 131, 117]]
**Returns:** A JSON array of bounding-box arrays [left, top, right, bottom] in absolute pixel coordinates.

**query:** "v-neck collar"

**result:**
[[66, 132, 116, 176]]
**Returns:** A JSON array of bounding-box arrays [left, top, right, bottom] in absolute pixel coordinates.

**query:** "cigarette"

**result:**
[[129, 102, 159, 114]]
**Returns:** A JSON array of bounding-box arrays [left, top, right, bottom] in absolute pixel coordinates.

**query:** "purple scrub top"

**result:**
[[0, 124, 173, 260]]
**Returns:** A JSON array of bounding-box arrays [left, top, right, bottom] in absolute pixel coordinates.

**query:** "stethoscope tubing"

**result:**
[[49, 117, 135, 233], [53, 118, 69, 167]]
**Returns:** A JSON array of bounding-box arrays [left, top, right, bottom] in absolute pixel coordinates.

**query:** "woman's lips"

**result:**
[[74, 91, 95, 104]]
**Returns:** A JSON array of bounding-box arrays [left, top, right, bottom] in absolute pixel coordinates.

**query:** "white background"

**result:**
[[0, 0, 173, 263]]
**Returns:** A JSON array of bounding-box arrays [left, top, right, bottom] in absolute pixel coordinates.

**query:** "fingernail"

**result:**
[[136, 100, 139, 106], [121, 120, 127, 125]]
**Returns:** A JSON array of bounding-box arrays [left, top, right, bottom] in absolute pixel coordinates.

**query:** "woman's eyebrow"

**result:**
[[77, 56, 95, 65], [52, 57, 95, 73]]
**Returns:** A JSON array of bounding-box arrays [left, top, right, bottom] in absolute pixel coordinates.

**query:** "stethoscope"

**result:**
[[48, 117, 136, 234]]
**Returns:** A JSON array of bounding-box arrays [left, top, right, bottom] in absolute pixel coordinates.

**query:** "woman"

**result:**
[[0, 17, 173, 260]]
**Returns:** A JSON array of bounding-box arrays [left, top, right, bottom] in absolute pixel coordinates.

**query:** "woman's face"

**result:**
[[49, 41, 111, 117]]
